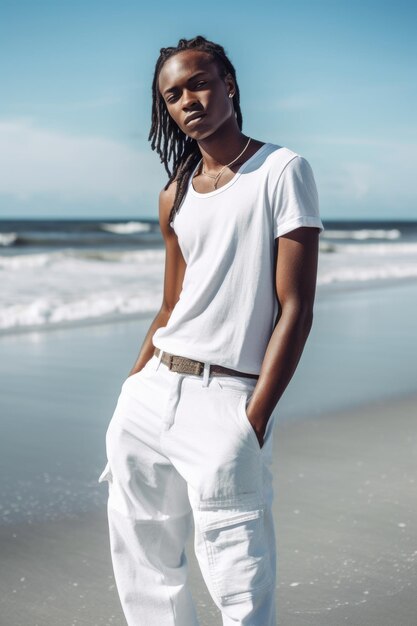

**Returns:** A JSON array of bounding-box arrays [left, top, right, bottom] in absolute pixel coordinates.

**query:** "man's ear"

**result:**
[[224, 72, 236, 97]]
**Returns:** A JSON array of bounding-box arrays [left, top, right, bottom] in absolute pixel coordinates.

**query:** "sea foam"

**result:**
[[100, 221, 152, 234], [1, 241, 417, 333]]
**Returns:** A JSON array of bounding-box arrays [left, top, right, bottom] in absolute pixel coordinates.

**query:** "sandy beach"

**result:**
[[1, 282, 417, 625], [1, 392, 416, 625], [1, 0, 417, 620]]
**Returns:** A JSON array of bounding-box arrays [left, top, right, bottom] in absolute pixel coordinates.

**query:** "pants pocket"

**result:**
[[121, 357, 156, 390], [199, 507, 273, 606], [237, 394, 263, 451]]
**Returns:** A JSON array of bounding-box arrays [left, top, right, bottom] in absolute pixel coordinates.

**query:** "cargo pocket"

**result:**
[[97, 459, 136, 517], [98, 461, 112, 484], [200, 506, 273, 606]]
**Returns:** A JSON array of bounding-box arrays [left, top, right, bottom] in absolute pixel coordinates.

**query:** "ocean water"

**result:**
[[1, 218, 417, 333], [1, 218, 417, 525]]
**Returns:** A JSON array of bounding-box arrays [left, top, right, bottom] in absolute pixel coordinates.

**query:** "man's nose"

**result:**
[[182, 89, 199, 109]]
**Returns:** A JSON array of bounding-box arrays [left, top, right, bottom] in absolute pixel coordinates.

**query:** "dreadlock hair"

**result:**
[[148, 35, 243, 226]]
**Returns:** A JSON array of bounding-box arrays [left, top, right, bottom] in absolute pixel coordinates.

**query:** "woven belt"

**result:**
[[154, 348, 258, 379]]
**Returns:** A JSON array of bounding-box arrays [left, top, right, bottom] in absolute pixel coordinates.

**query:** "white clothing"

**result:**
[[152, 143, 324, 374], [98, 353, 277, 625]]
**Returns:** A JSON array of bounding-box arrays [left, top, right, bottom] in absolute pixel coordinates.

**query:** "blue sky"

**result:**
[[0, 0, 416, 220]]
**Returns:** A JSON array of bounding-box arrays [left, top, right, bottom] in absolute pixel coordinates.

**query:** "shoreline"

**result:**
[[1, 275, 417, 339]]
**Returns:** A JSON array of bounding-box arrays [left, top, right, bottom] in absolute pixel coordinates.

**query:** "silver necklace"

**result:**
[[197, 137, 252, 190]]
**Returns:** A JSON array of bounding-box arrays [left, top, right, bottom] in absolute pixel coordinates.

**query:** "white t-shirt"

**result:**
[[152, 143, 324, 374]]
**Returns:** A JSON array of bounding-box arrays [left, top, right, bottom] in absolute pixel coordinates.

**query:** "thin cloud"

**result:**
[[58, 95, 124, 111], [10, 95, 123, 113], [247, 93, 321, 112], [316, 155, 416, 209], [275, 94, 321, 111], [10, 83, 143, 113], [0, 118, 164, 204], [309, 134, 417, 151], [299, 134, 417, 210]]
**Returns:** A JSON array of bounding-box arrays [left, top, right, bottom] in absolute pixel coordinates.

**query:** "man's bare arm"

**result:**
[[246, 226, 320, 445], [128, 182, 186, 376]]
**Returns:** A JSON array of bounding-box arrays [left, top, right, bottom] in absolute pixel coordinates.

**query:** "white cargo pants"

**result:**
[[98, 351, 277, 626]]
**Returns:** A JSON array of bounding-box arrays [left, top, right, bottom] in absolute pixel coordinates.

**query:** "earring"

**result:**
[[229, 93, 234, 98]]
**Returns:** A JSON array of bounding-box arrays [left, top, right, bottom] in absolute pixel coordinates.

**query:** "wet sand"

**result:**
[[1, 391, 416, 625], [1, 282, 417, 624]]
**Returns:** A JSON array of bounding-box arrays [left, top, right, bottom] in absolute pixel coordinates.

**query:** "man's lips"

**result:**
[[184, 112, 206, 126]]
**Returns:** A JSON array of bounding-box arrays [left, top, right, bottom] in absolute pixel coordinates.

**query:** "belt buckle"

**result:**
[[169, 355, 184, 373], [184, 359, 203, 376], [166, 352, 204, 376]]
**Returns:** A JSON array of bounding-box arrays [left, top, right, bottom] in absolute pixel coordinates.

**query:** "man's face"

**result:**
[[158, 50, 235, 140]]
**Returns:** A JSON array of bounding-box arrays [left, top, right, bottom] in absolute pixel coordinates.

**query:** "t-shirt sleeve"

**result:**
[[272, 155, 324, 238]]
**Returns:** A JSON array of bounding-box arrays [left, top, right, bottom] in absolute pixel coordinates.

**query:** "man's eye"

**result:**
[[195, 81, 206, 88]]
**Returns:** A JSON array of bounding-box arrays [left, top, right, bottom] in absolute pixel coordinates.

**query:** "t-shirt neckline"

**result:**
[[189, 142, 270, 198]]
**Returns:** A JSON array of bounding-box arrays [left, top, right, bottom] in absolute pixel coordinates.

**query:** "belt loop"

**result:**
[[202, 361, 210, 387], [155, 348, 163, 371]]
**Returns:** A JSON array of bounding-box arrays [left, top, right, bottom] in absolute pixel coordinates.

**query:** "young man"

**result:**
[[98, 35, 323, 626]]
